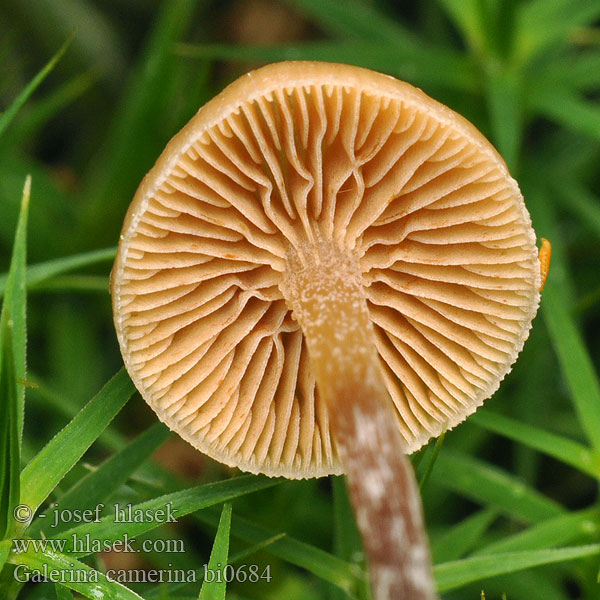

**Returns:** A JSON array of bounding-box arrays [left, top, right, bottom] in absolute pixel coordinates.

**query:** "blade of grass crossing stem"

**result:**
[[0, 177, 30, 538], [432, 507, 499, 563], [0, 33, 74, 138], [470, 410, 600, 478], [55, 584, 73, 600], [52, 476, 278, 555], [435, 544, 600, 592], [19, 368, 136, 523], [29, 423, 170, 537], [6, 549, 143, 600], [0, 247, 116, 297], [199, 503, 232, 600]]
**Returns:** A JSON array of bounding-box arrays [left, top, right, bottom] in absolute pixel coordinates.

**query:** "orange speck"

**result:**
[[539, 238, 552, 291]]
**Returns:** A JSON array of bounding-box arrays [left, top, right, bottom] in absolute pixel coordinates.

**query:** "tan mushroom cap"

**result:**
[[111, 61, 541, 479]]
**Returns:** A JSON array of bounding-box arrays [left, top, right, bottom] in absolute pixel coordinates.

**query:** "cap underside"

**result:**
[[112, 62, 541, 478]]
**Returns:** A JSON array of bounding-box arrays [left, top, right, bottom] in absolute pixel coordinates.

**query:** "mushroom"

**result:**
[[111, 62, 541, 599]]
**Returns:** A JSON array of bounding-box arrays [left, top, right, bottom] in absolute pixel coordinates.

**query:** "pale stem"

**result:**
[[283, 241, 437, 600]]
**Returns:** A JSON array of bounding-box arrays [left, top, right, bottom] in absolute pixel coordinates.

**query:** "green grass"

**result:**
[[0, 1, 599, 599]]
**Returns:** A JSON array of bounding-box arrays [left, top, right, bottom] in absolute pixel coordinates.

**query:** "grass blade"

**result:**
[[432, 508, 498, 563], [7, 548, 143, 600], [55, 584, 74, 600], [282, 0, 416, 43], [27, 275, 109, 294], [0, 329, 20, 539], [514, 0, 600, 64], [177, 40, 477, 93], [145, 533, 285, 600], [81, 0, 199, 243], [331, 476, 365, 599], [195, 506, 363, 595], [199, 503, 232, 600], [0, 34, 74, 138], [555, 181, 600, 240], [30, 423, 170, 537], [435, 544, 600, 592], [542, 268, 600, 452], [0, 539, 12, 574], [475, 508, 600, 556], [524, 177, 600, 453], [469, 410, 600, 478], [0, 176, 30, 537], [7, 0, 125, 85], [535, 51, 600, 92], [437, 0, 487, 56], [431, 451, 564, 523], [26, 373, 127, 452], [418, 430, 446, 491], [0, 176, 30, 441], [0, 154, 75, 260], [0, 71, 97, 150], [530, 88, 600, 143], [332, 475, 362, 562], [19, 368, 136, 523], [0, 247, 116, 297], [484, 67, 522, 171], [228, 533, 287, 564], [278, 0, 479, 93], [52, 476, 278, 555]]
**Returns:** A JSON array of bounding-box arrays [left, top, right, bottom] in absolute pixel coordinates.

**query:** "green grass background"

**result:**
[[1, 0, 600, 598]]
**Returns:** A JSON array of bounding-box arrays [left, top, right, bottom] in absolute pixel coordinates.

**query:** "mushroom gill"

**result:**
[[112, 61, 541, 600]]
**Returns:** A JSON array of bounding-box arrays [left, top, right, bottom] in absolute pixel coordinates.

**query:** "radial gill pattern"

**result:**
[[112, 62, 541, 478]]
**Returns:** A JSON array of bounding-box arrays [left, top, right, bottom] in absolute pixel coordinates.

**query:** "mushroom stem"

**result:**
[[283, 241, 437, 600]]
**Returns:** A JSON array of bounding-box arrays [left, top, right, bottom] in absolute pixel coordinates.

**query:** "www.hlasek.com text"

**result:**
[[12, 533, 184, 555]]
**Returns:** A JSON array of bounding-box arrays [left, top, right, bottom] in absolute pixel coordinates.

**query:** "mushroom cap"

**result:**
[[111, 61, 541, 478]]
